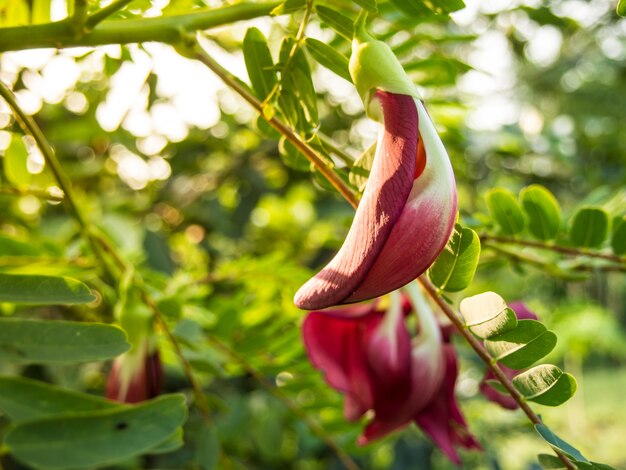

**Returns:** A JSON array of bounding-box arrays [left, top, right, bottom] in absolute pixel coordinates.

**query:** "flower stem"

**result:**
[[417, 276, 577, 470], [206, 334, 361, 470], [480, 234, 625, 264]]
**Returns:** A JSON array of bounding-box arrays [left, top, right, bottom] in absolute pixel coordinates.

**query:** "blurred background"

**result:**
[[0, 0, 625, 468]]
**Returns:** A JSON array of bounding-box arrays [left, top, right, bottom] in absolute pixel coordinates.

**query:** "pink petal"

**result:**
[[509, 302, 538, 321], [302, 307, 381, 421], [415, 344, 481, 464], [479, 367, 519, 410], [294, 91, 418, 310], [107, 348, 163, 404], [346, 99, 457, 303]]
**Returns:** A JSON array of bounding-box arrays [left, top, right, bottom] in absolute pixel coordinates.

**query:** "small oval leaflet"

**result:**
[[459, 291, 517, 339], [0, 318, 130, 363]]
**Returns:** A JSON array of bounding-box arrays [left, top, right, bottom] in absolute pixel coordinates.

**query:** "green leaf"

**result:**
[[243, 27, 277, 100], [535, 424, 589, 462], [513, 365, 577, 406], [270, 0, 305, 15], [428, 224, 480, 292], [485, 320, 557, 369], [1, 0, 30, 26], [348, 143, 375, 192], [388, 0, 431, 15], [278, 38, 318, 131], [0, 234, 42, 256], [520, 185, 561, 241], [0, 376, 119, 422], [618, 0, 626, 17], [31, 0, 51, 23], [486, 188, 525, 235], [569, 207, 610, 248], [610, 215, 626, 255], [459, 291, 517, 338], [0, 318, 130, 363], [304, 38, 352, 82], [149, 429, 184, 454], [279, 137, 310, 172], [352, 0, 377, 12], [0, 273, 95, 304], [537, 453, 568, 469], [5, 394, 187, 470], [315, 6, 354, 40], [3, 133, 31, 189]]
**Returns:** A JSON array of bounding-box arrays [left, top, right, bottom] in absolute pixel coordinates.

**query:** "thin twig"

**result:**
[[480, 234, 625, 264], [141, 291, 213, 423], [193, 44, 359, 208], [207, 335, 361, 470], [86, 0, 134, 30], [417, 276, 577, 470]]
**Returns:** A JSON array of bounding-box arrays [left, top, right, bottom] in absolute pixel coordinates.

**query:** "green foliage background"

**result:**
[[0, 0, 625, 468]]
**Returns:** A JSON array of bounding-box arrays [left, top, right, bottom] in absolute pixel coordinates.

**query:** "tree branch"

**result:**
[[480, 234, 625, 264], [0, 2, 280, 52]]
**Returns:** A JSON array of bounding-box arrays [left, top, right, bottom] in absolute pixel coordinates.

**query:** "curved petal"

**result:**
[[415, 344, 481, 464], [347, 100, 457, 302], [302, 308, 382, 421], [294, 91, 418, 310]]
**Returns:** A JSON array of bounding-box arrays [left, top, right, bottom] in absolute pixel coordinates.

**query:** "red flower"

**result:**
[[294, 91, 457, 311], [106, 340, 163, 404], [479, 302, 538, 410], [303, 286, 480, 464]]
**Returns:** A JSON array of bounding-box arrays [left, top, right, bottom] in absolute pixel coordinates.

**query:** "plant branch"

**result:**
[[193, 43, 359, 208], [207, 335, 361, 470], [417, 276, 576, 470], [0, 2, 280, 52], [86, 0, 134, 29], [480, 234, 625, 264]]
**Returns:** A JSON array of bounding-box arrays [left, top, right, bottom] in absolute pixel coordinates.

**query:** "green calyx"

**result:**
[[349, 13, 419, 117]]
